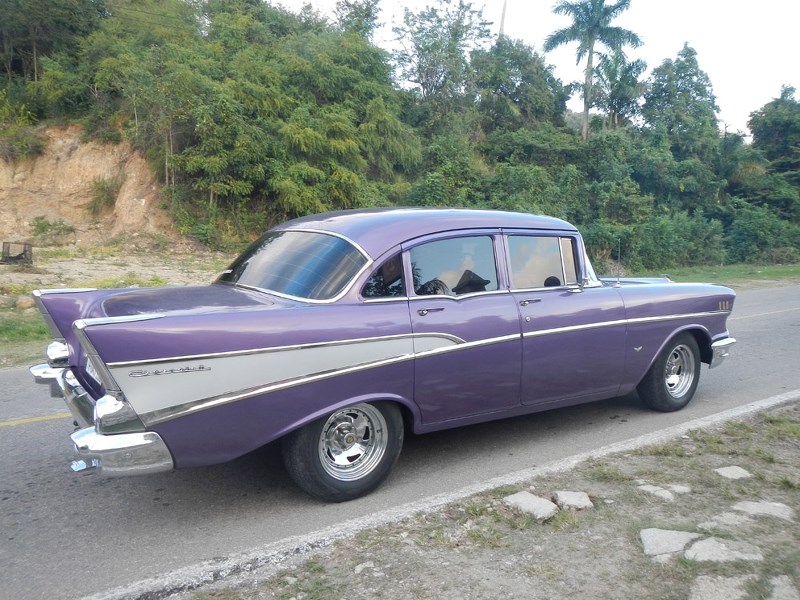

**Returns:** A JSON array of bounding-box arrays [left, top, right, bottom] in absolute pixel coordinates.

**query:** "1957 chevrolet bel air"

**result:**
[[30, 208, 736, 501]]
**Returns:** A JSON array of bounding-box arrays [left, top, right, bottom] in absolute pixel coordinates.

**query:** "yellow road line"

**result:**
[[0, 412, 72, 428]]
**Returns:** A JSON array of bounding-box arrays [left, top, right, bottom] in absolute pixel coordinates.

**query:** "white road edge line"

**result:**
[[86, 388, 800, 600]]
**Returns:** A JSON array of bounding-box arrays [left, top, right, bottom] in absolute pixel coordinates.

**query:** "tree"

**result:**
[[543, 0, 641, 139], [471, 37, 568, 132], [749, 86, 800, 185], [335, 0, 381, 39], [0, 0, 104, 82], [392, 0, 491, 111], [592, 50, 646, 129], [642, 44, 719, 162]]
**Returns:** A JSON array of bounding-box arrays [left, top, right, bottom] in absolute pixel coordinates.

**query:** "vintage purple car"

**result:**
[[31, 208, 736, 501]]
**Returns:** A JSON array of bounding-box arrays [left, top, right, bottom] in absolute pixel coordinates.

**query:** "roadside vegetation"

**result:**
[[1, 0, 798, 264]]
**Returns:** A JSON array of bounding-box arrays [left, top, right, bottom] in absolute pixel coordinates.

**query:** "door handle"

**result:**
[[417, 307, 445, 316], [519, 299, 542, 307]]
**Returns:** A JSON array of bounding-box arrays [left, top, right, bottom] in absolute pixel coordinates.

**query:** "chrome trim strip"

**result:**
[[521, 310, 730, 339], [107, 332, 466, 368]]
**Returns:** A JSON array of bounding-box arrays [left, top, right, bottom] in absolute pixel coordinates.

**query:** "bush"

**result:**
[[637, 212, 726, 269], [30, 216, 76, 246], [87, 175, 123, 216], [0, 123, 46, 161], [726, 203, 800, 263]]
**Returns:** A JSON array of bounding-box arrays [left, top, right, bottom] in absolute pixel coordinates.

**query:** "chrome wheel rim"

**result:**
[[664, 344, 695, 398], [318, 404, 387, 482]]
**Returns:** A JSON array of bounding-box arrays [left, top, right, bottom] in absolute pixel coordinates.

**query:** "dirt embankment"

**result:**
[[0, 125, 178, 248]]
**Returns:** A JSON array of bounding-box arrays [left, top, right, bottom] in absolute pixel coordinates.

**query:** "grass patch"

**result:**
[[0, 311, 49, 343], [83, 273, 168, 289], [87, 175, 123, 216], [639, 262, 800, 286], [586, 462, 632, 482]]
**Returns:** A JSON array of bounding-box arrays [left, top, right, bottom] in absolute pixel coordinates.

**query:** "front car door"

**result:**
[[404, 232, 522, 424], [505, 232, 627, 407]]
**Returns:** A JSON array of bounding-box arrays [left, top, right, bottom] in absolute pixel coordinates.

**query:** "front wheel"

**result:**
[[637, 333, 701, 412], [281, 402, 404, 502]]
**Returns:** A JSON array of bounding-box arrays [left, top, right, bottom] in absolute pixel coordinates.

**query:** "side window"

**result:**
[[410, 236, 498, 296], [508, 236, 578, 289], [362, 253, 405, 298]]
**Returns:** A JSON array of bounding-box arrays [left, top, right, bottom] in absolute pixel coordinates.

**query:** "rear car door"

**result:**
[[506, 233, 626, 406]]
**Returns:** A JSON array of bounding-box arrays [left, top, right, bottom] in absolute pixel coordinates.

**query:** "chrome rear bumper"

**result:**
[[31, 363, 174, 476], [70, 427, 173, 476]]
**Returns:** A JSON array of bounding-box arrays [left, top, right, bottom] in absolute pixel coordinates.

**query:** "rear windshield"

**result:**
[[217, 231, 368, 301]]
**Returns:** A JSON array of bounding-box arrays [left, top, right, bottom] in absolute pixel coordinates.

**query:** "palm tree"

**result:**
[[544, 0, 642, 139], [594, 50, 647, 129]]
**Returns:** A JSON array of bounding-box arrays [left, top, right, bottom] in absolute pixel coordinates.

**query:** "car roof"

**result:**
[[273, 208, 576, 258]]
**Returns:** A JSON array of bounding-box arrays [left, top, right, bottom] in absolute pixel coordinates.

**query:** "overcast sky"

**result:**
[[277, 0, 799, 135]]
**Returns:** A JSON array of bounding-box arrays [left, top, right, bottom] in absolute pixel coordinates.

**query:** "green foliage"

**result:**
[[30, 216, 76, 246], [0, 312, 50, 344], [88, 175, 123, 216], [642, 44, 720, 162], [0, 89, 45, 160], [0, 0, 798, 270], [725, 201, 800, 264]]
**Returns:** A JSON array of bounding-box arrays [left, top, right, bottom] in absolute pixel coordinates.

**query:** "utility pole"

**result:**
[[499, 0, 507, 38]]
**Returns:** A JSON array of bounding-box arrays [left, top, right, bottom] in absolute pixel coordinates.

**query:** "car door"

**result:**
[[404, 232, 522, 424], [506, 233, 626, 406]]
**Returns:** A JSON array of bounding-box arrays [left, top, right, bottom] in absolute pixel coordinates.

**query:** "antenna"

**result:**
[[615, 238, 622, 288]]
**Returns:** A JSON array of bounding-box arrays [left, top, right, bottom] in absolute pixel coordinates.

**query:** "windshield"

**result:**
[[217, 231, 368, 301]]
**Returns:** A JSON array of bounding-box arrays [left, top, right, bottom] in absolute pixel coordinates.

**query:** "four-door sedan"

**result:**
[[30, 208, 736, 501]]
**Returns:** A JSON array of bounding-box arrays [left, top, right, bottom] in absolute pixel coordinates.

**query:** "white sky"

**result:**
[[277, 0, 799, 135]]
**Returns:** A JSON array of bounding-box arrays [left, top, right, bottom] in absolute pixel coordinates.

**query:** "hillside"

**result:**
[[0, 126, 178, 249]]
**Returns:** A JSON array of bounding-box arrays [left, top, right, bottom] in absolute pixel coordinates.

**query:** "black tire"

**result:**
[[637, 333, 701, 412], [281, 402, 404, 502]]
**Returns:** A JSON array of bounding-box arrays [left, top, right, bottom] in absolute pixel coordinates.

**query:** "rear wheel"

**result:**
[[282, 402, 403, 502], [637, 333, 701, 412]]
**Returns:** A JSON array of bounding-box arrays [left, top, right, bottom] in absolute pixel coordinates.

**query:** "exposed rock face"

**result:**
[[0, 125, 176, 247]]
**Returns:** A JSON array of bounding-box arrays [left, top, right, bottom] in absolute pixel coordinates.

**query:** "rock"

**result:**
[[714, 466, 752, 480], [504, 491, 558, 521], [769, 575, 800, 600], [552, 491, 594, 510], [689, 575, 756, 600], [732, 500, 794, 521], [638, 484, 675, 501], [697, 511, 754, 532], [16, 295, 35, 310], [640, 528, 703, 560], [668, 484, 691, 494], [354, 561, 374, 574], [685, 537, 763, 562]]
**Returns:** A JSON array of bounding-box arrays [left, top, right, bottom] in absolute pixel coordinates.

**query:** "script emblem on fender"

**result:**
[[129, 364, 211, 377]]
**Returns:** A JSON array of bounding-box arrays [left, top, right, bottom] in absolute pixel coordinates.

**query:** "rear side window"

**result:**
[[409, 236, 498, 296], [508, 236, 578, 289], [362, 254, 405, 298]]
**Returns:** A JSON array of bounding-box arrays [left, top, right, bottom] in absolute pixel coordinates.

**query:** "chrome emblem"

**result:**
[[129, 365, 211, 378]]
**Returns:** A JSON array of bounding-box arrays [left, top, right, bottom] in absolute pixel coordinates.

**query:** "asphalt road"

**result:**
[[1, 284, 798, 600]]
